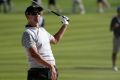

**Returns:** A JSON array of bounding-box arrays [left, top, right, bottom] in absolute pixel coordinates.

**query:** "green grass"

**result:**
[[0, 0, 120, 80]]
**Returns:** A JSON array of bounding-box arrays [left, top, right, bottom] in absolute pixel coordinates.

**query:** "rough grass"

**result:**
[[0, 0, 120, 80]]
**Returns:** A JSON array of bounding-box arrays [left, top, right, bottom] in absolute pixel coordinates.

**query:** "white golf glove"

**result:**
[[60, 16, 69, 25]]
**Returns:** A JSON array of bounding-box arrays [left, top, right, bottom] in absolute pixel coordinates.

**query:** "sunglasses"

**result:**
[[29, 12, 41, 15]]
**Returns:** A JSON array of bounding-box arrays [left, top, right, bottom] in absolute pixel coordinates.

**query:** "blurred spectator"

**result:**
[[0, 0, 12, 13], [110, 6, 120, 72], [0, 0, 6, 13], [48, 0, 61, 13], [7, 0, 12, 12], [32, 0, 42, 6], [97, 0, 110, 13], [72, 0, 85, 15]]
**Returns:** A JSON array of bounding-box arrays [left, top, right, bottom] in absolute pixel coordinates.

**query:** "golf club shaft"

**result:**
[[31, 0, 61, 16]]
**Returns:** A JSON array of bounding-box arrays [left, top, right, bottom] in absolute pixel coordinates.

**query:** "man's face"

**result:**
[[27, 12, 41, 25]]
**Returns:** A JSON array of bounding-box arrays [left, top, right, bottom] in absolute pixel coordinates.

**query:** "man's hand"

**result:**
[[50, 65, 57, 80], [60, 16, 69, 25]]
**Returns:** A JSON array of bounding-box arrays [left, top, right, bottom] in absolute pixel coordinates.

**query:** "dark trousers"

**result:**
[[27, 67, 58, 80]]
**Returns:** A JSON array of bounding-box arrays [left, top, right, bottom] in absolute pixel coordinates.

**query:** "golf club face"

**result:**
[[31, 0, 61, 16]]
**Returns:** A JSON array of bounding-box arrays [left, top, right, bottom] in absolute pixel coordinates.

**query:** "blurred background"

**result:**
[[0, 0, 120, 80]]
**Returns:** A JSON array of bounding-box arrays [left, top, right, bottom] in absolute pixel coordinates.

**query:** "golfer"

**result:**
[[21, 5, 69, 80], [72, 0, 85, 15], [110, 6, 120, 72]]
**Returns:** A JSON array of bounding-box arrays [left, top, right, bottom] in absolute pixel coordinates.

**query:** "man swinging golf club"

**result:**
[[21, 5, 69, 80]]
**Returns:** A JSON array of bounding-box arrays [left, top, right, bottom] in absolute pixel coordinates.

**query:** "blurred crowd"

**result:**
[[0, 0, 12, 13], [0, 0, 113, 14], [31, 0, 111, 15]]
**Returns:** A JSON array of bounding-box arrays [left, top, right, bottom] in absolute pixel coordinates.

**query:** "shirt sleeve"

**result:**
[[110, 17, 117, 31], [22, 31, 36, 48]]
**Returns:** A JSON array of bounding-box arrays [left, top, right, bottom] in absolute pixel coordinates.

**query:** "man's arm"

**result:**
[[110, 17, 120, 31], [28, 46, 57, 80], [51, 24, 68, 44], [28, 46, 52, 68], [51, 16, 69, 44]]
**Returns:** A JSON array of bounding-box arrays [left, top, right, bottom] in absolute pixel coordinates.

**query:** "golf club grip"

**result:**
[[51, 11, 61, 16]]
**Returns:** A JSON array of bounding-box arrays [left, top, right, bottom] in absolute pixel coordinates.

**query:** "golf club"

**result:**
[[31, 0, 62, 16]]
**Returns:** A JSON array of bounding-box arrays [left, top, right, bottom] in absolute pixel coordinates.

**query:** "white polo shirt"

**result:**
[[22, 26, 55, 68]]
